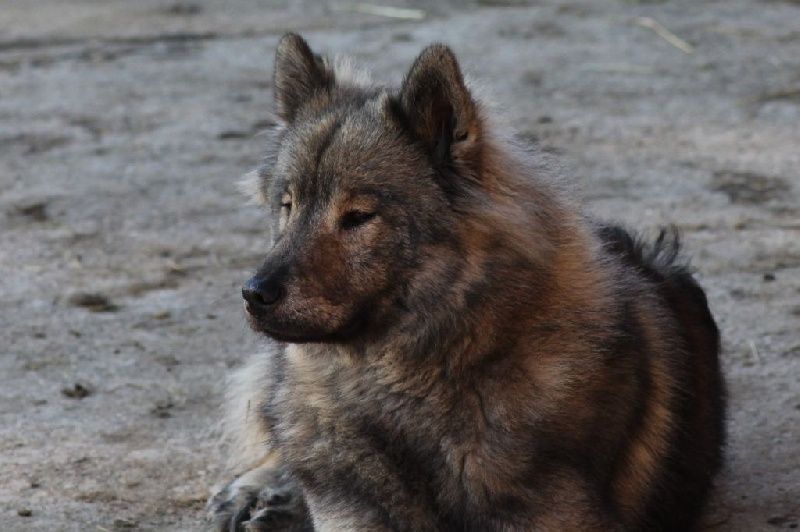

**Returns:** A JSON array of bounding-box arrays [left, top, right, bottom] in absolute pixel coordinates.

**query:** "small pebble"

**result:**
[[113, 517, 138, 529], [67, 292, 119, 312], [217, 130, 248, 140], [62, 383, 92, 399]]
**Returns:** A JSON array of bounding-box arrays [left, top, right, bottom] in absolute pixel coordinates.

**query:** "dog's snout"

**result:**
[[242, 275, 284, 309]]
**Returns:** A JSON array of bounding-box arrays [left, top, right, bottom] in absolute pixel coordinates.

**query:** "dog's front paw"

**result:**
[[207, 467, 312, 531], [207, 475, 260, 531]]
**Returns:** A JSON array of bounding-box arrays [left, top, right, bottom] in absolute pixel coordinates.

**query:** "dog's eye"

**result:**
[[278, 192, 293, 231], [280, 192, 292, 212], [341, 210, 377, 230]]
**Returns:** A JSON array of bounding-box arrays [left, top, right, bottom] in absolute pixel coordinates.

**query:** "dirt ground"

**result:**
[[1, 0, 798, 530]]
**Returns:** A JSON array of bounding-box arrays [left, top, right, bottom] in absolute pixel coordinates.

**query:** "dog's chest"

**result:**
[[272, 348, 446, 455], [267, 346, 521, 520]]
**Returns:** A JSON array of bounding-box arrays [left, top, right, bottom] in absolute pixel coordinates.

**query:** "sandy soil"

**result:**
[[1, 0, 798, 530]]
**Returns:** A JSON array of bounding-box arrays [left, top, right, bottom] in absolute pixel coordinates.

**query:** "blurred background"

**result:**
[[1, 1, 799, 530]]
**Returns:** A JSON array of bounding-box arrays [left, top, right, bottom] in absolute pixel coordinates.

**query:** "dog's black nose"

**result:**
[[242, 276, 284, 309]]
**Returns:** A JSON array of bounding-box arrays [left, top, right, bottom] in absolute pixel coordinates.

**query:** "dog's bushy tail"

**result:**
[[596, 224, 686, 281]]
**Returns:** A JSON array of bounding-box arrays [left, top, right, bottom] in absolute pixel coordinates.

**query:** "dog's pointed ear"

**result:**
[[399, 44, 480, 169], [273, 33, 333, 122]]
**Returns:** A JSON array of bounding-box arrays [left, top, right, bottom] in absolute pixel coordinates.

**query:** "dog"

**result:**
[[207, 33, 725, 531]]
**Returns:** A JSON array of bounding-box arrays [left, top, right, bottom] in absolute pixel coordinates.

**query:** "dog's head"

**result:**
[[242, 34, 489, 343]]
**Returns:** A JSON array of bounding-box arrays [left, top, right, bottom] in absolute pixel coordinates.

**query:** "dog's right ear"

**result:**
[[399, 44, 481, 176], [273, 33, 333, 123]]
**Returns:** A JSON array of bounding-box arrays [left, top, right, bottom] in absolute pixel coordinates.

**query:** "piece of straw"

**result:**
[[635, 16, 694, 54], [351, 4, 426, 20]]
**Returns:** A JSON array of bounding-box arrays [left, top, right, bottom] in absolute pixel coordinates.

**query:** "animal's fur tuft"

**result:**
[[329, 55, 373, 88], [598, 225, 686, 276], [221, 351, 274, 471], [237, 170, 268, 205]]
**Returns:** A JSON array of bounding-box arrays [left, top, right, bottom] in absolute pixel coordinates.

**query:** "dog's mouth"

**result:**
[[244, 303, 366, 344]]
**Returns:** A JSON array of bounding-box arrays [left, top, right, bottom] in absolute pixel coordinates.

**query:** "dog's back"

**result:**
[[598, 225, 725, 530]]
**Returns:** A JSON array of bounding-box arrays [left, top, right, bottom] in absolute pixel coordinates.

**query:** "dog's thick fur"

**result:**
[[208, 34, 725, 531]]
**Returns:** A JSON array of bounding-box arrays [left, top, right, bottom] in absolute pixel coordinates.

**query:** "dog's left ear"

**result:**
[[273, 33, 333, 123], [399, 44, 481, 172]]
